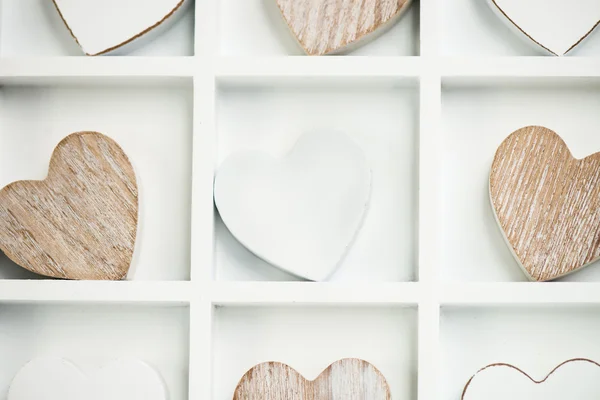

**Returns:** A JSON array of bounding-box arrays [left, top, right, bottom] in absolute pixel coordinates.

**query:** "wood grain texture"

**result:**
[[490, 126, 600, 281], [0, 132, 138, 280], [233, 358, 391, 400], [276, 0, 411, 55]]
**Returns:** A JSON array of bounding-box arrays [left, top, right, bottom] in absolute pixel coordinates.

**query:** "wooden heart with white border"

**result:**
[[0, 132, 138, 280], [214, 131, 371, 281], [275, 0, 413, 55], [489, 126, 600, 281], [8, 357, 166, 400], [462, 359, 600, 400], [488, 0, 600, 55], [52, 0, 190, 55], [233, 358, 391, 400]]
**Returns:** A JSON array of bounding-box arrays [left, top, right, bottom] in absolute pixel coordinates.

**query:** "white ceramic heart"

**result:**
[[214, 132, 371, 281], [488, 0, 600, 55], [462, 359, 600, 400], [52, 0, 190, 55], [8, 357, 167, 400]]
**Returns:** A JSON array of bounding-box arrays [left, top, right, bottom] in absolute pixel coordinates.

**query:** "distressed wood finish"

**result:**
[[0, 132, 138, 280], [233, 358, 391, 400], [490, 126, 600, 281], [276, 0, 411, 55]]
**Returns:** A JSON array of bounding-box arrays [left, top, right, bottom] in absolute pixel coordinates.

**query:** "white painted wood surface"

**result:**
[[462, 359, 600, 400], [1, 2, 600, 400], [8, 358, 167, 400], [488, 0, 600, 56], [214, 131, 371, 281], [52, 0, 191, 55]]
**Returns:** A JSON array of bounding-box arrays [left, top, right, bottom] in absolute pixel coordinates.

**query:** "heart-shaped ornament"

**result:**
[[233, 358, 391, 400], [9, 357, 166, 400], [462, 359, 600, 400], [0, 132, 138, 280], [52, 0, 190, 55], [489, 126, 600, 281], [488, 0, 600, 55], [214, 132, 371, 281], [276, 0, 413, 55]]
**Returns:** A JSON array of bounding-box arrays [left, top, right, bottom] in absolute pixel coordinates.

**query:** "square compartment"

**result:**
[[0, 303, 190, 400], [0, 79, 193, 280], [0, 0, 195, 56], [441, 305, 600, 400], [213, 305, 417, 400], [440, 77, 600, 282], [441, 0, 600, 56], [218, 0, 420, 56], [215, 78, 419, 282]]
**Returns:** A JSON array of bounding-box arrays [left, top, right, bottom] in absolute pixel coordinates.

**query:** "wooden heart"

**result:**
[[52, 0, 190, 55], [214, 131, 371, 281], [233, 358, 391, 400], [489, 126, 600, 281], [488, 0, 600, 56], [462, 359, 600, 400], [9, 357, 166, 400], [275, 0, 412, 55], [0, 132, 138, 280]]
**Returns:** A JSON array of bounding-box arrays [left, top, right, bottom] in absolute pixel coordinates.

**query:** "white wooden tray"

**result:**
[[0, 1, 599, 400]]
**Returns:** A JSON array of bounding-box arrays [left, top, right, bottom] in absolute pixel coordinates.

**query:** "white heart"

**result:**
[[214, 132, 371, 281], [52, 0, 190, 55], [462, 359, 600, 400], [8, 357, 167, 400], [489, 0, 600, 55]]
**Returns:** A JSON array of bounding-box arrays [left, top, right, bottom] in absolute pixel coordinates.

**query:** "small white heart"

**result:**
[[8, 357, 167, 400], [214, 132, 371, 281], [489, 0, 600, 55], [52, 0, 190, 55], [462, 359, 600, 400]]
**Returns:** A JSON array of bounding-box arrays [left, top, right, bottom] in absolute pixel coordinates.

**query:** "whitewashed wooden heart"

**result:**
[[489, 126, 600, 281], [0, 132, 138, 280], [488, 0, 600, 55], [52, 0, 190, 55], [462, 359, 600, 400], [276, 0, 413, 55], [214, 132, 371, 281], [8, 357, 166, 400], [234, 358, 390, 400]]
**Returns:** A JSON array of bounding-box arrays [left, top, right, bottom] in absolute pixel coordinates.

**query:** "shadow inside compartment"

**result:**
[[0, 251, 47, 280]]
